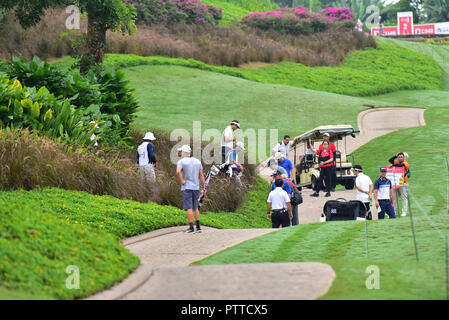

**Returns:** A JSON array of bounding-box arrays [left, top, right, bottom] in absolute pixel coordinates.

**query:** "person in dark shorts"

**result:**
[[176, 145, 205, 233], [267, 179, 293, 228], [374, 167, 395, 219]]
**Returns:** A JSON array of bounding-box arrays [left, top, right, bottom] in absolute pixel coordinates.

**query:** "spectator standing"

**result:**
[[310, 140, 334, 197], [267, 179, 293, 228], [282, 173, 301, 226], [275, 152, 294, 179], [356, 19, 363, 32], [270, 170, 292, 195], [221, 120, 240, 162], [176, 145, 205, 234], [317, 134, 337, 191], [389, 152, 410, 217], [137, 132, 157, 182], [272, 135, 295, 159], [374, 167, 396, 219], [354, 165, 373, 220]]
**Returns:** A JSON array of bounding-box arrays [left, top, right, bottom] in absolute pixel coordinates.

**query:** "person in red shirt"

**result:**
[[317, 133, 337, 191], [310, 140, 334, 197]]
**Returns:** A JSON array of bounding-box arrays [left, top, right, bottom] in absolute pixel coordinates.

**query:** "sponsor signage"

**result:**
[[435, 22, 449, 34], [371, 26, 398, 36], [398, 11, 414, 35], [414, 24, 435, 35], [386, 166, 405, 190]]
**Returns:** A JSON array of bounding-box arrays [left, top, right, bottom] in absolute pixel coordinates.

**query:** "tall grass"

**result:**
[[0, 9, 375, 67], [0, 129, 256, 212]]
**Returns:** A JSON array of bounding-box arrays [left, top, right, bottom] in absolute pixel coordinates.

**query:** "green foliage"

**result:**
[[424, 0, 449, 22], [238, 42, 443, 96], [0, 197, 139, 299], [3, 56, 139, 146], [0, 75, 93, 145]]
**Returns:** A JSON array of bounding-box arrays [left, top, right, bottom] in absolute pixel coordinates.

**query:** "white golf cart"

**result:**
[[289, 125, 359, 190]]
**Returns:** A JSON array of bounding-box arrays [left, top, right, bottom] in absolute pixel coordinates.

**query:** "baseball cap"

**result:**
[[380, 166, 387, 172], [274, 152, 284, 160], [323, 133, 330, 137], [271, 170, 283, 177], [236, 141, 245, 150], [177, 145, 191, 153]]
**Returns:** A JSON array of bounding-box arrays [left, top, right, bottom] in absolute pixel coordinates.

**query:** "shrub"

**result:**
[[241, 6, 355, 35], [3, 56, 139, 146], [130, 0, 222, 26]]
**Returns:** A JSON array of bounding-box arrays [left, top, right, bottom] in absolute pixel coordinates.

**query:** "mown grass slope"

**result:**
[[196, 214, 449, 299], [204, 0, 279, 25]]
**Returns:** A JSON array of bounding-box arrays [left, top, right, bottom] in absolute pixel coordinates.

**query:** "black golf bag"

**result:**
[[322, 198, 367, 221]]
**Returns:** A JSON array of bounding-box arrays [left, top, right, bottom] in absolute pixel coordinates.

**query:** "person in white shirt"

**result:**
[[354, 165, 373, 219], [137, 132, 157, 182], [221, 120, 240, 162], [271, 135, 297, 159], [267, 179, 293, 228]]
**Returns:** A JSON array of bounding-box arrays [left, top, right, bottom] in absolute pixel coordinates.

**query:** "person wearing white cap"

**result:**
[[274, 152, 294, 179], [176, 145, 205, 234], [221, 120, 240, 162], [137, 132, 157, 182]]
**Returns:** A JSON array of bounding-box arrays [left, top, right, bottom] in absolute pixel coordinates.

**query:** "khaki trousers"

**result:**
[[393, 183, 408, 216]]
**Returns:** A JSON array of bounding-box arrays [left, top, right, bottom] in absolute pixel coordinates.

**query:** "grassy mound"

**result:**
[[0, 199, 139, 299], [0, 177, 271, 299], [196, 214, 449, 299], [204, 0, 279, 25]]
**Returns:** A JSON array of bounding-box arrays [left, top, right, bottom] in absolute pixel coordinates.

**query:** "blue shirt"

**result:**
[[374, 177, 392, 200], [278, 158, 293, 178], [272, 179, 292, 195]]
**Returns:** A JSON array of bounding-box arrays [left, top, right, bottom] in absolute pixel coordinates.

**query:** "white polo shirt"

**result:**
[[267, 187, 291, 210], [272, 141, 293, 158], [356, 172, 373, 203], [221, 126, 234, 149]]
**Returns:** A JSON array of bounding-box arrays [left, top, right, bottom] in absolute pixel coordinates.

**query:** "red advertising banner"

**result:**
[[371, 27, 398, 36], [398, 12, 413, 35], [385, 166, 405, 189], [414, 24, 435, 35]]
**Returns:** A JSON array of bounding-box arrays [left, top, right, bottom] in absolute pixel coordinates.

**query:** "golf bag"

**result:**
[[322, 198, 367, 221], [197, 154, 242, 210]]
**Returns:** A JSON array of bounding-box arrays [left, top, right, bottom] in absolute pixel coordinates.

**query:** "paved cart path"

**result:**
[[89, 107, 424, 300], [257, 107, 426, 224]]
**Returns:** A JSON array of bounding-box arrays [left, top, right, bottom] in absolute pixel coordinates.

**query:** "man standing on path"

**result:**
[[389, 152, 410, 217], [317, 133, 337, 191], [354, 165, 374, 220], [176, 145, 205, 234], [275, 152, 294, 179], [267, 179, 293, 228], [137, 132, 157, 182], [374, 167, 396, 219], [221, 120, 240, 162]]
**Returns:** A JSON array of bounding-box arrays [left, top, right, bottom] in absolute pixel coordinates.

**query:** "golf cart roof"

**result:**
[[292, 125, 358, 146]]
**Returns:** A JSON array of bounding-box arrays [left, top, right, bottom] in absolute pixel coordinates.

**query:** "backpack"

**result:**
[[285, 179, 303, 206]]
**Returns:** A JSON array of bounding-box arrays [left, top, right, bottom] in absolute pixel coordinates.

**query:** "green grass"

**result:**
[[0, 178, 271, 299], [204, 0, 279, 25], [379, 38, 449, 91], [353, 105, 449, 215], [196, 215, 449, 299], [53, 42, 443, 98], [122, 64, 403, 161], [369, 90, 449, 108]]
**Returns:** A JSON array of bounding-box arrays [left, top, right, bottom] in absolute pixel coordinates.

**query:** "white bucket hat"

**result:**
[[236, 141, 245, 150], [323, 133, 330, 137], [177, 145, 191, 154], [143, 132, 156, 141], [274, 152, 284, 160]]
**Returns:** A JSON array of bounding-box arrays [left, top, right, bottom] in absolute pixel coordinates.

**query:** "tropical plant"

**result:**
[[424, 0, 449, 22]]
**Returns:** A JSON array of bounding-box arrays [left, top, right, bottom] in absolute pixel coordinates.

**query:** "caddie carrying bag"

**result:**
[[323, 198, 366, 221]]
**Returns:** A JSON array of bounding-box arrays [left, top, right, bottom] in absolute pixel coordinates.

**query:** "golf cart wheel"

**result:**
[[344, 179, 355, 190], [311, 176, 316, 190]]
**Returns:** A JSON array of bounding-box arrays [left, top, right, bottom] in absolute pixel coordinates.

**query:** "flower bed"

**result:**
[[241, 6, 354, 35], [127, 0, 223, 25]]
